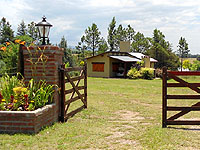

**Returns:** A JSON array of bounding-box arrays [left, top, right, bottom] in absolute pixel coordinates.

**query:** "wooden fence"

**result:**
[[59, 64, 87, 122], [162, 67, 200, 127]]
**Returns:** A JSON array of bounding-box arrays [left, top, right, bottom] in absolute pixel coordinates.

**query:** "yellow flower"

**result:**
[[2, 99, 5, 102], [21, 88, 27, 92], [30, 100, 34, 103], [20, 41, 25, 45], [15, 39, 21, 44], [13, 99, 17, 103], [0, 47, 6, 52], [6, 42, 10, 46]]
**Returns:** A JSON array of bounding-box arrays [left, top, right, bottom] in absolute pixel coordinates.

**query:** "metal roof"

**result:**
[[129, 52, 158, 62], [109, 56, 141, 62]]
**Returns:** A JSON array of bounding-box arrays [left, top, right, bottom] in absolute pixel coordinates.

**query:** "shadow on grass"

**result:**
[[168, 126, 200, 131]]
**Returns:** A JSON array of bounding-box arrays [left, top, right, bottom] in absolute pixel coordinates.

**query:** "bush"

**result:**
[[127, 67, 141, 79], [140, 68, 154, 80]]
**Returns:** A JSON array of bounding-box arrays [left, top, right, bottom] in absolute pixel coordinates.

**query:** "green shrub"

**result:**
[[127, 67, 141, 79], [140, 68, 154, 80]]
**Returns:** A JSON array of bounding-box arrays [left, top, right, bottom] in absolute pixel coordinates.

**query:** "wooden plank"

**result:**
[[65, 75, 85, 83], [162, 67, 167, 128], [65, 66, 84, 72], [167, 120, 200, 125], [65, 72, 86, 106], [65, 86, 85, 94], [167, 102, 200, 120], [167, 95, 200, 99], [168, 71, 200, 76], [65, 105, 85, 121], [167, 106, 200, 111], [84, 63, 87, 108], [65, 94, 85, 105], [167, 83, 200, 87], [59, 64, 65, 123], [168, 73, 200, 94]]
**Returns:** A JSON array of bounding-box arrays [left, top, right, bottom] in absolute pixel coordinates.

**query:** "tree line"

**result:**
[[0, 17, 191, 70]]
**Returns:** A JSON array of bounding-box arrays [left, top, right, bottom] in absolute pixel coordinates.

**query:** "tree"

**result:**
[[107, 17, 116, 51], [76, 35, 87, 60], [59, 36, 75, 67], [27, 21, 38, 41], [98, 37, 108, 54], [177, 37, 190, 71], [84, 23, 101, 56], [115, 24, 127, 50], [0, 17, 14, 44], [148, 29, 179, 69], [131, 32, 151, 53], [125, 24, 135, 42], [17, 20, 27, 36]]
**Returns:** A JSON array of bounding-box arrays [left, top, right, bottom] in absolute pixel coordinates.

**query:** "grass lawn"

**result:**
[[1, 77, 200, 149]]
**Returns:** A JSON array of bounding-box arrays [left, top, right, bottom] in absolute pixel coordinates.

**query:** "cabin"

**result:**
[[86, 41, 157, 78]]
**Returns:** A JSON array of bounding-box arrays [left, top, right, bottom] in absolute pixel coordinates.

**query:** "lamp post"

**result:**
[[36, 16, 52, 45]]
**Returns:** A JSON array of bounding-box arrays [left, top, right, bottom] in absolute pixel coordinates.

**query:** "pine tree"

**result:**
[[131, 32, 151, 53], [27, 21, 38, 40], [107, 17, 116, 51], [126, 24, 135, 42], [177, 37, 190, 71], [98, 37, 108, 54], [84, 23, 101, 56], [59, 36, 74, 67], [76, 35, 87, 60], [17, 20, 27, 36], [0, 17, 14, 44]]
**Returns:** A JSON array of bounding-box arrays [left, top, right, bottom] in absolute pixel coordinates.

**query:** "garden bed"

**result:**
[[0, 103, 57, 134]]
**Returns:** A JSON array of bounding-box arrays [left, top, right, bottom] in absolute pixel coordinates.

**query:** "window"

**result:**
[[92, 62, 104, 72]]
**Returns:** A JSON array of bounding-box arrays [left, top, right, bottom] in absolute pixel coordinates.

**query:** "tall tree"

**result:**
[[98, 37, 108, 54], [76, 35, 87, 60], [115, 24, 127, 50], [107, 17, 116, 51], [59, 36, 74, 67], [27, 21, 38, 40], [177, 37, 190, 71], [131, 32, 151, 53], [84, 23, 101, 56], [0, 17, 14, 44], [17, 20, 27, 36], [126, 24, 135, 42], [148, 29, 179, 69]]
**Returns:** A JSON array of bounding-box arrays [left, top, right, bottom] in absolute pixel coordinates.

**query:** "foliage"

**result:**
[[28, 79, 55, 109], [107, 17, 116, 51], [131, 32, 151, 53], [147, 29, 179, 69], [127, 67, 141, 79], [182, 59, 191, 70], [177, 37, 190, 70], [0, 17, 14, 44], [127, 67, 154, 80], [59, 36, 76, 67], [190, 60, 200, 71], [0, 77, 55, 111], [98, 37, 108, 54], [140, 68, 154, 80], [17, 20, 27, 36], [84, 23, 101, 56]]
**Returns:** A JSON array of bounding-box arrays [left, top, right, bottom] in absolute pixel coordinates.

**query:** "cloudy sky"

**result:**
[[1, 0, 200, 54]]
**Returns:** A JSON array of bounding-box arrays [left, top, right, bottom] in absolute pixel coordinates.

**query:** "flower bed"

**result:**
[[0, 103, 57, 134]]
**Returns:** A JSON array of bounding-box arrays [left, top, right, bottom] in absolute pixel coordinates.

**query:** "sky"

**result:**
[[1, 0, 200, 54]]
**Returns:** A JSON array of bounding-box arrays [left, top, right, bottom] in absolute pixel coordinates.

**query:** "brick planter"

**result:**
[[0, 103, 57, 134]]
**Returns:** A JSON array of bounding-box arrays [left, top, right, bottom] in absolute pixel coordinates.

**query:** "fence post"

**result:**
[[60, 64, 65, 122], [18, 44, 24, 77], [162, 67, 167, 128], [84, 62, 87, 108]]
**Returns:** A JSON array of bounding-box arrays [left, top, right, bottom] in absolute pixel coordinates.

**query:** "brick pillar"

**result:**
[[23, 45, 64, 121]]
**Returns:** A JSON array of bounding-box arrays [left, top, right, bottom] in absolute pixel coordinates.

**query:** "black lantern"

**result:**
[[36, 16, 52, 45]]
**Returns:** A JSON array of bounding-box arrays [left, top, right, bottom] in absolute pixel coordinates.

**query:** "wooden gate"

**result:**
[[59, 64, 87, 122], [162, 67, 200, 128]]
